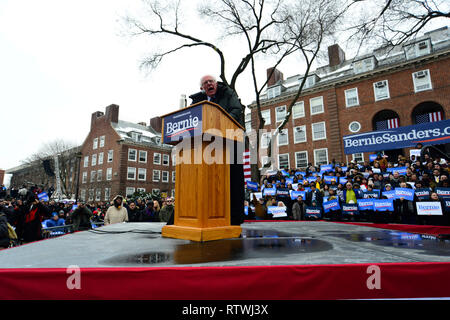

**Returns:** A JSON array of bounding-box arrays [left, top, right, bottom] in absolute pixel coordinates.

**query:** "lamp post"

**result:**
[[74, 151, 82, 202]]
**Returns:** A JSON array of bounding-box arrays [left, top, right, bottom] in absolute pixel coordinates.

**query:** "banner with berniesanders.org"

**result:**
[[343, 119, 450, 154]]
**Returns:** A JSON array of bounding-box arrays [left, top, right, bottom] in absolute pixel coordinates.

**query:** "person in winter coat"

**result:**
[[104, 195, 128, 225], [71, 202, 93, 231], [22, 198, 49, 243]]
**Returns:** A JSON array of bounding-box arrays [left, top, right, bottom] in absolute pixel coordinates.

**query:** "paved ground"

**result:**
[[0, 221, 449, 268]]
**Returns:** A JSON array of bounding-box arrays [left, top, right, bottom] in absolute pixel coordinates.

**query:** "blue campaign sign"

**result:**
[[263, 187, 277, 196], [38, 192, 49, 202], [321, 164, 334, 172], [285, 178, 294, 185], [305, 207, 322, 218], [362, 191, 380, 199], [339, 177, 348, 185], [382, 190, 396, 199], [340, 166, 348, 172], [343, 119, 450, 154], [394, 188, 415, 201], [295, 171, 307, 177], [436, 187, 450, 199], [281, 170, 290, 177], [357, 199, 374, 211], [290, 190, 306, 201], [307, 177, 317, 183], [444, 200, 450, 212], [323, 176, 337, 184], [323, 199, 340, 213], [369, 154, 377, 162], [246, 181, 259, 192], [415, 188, 431, 200], [342, 204, 359, 215], [244, 206, 249, 215], [373, 199, 394, 212], [163, 104, 203, 144], [387, 167, 407, 175]]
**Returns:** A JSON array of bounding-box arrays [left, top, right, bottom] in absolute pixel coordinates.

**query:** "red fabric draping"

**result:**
[[1, 262, 449, 300]]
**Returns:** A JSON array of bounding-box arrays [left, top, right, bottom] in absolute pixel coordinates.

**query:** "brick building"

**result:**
[[79, 104, 174, 202], [248, 27, 450, 171]]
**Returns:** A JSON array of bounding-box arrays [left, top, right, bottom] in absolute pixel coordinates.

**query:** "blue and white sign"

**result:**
[[387, 167, 407, 175], [307, 177, 317, 183], [362, 190, 380, 199], [285, 178, 294, 185], [357, 199, 374, 211], [323, 200, 341, 213], [415, 188, 431, 200], [369, 154, 378, 162], [394, 188, 415, 201], [38, 192, 49, 202], [323, 176, 337, 184], [244, 206, 249, 215], [305, 207, 322, 218], [436, 188, 450, 199], [163, 104, 203, 144], [267, 206, 288, 218], [281, 170, 290, 176], [343, 119, 450, 154], [373, 199, 394, 212], [295, 171, 307, 177], [416, 202, 443, 216], [382, 190, 396, 199], [321, 164, 334, 172], [339, 177, 348, 185], [246, 181, 258, 192], [263, 187, 276, 196], [342, 204, 359, 215], [290, 190, 306, 201]]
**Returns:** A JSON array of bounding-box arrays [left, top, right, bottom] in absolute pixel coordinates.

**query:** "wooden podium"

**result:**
[[160, 101, 244, 242]]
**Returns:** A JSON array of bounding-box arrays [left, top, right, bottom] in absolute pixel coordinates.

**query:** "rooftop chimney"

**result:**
[[150, 116, 162, 133], [179, 94, 187, 109], [105, 104, 119, 124], [328, 44, 346, 67], [267, 67, 284, 87], [91, 111, 104, 130]]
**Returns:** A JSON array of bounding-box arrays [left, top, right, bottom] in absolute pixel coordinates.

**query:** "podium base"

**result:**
[[162, 225, 242, 242]]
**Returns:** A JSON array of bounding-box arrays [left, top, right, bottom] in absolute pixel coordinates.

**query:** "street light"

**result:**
[[74, 151, 82, 202]]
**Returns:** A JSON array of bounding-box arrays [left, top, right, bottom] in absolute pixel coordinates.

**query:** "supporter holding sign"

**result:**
[[305, 201, 322, 220]]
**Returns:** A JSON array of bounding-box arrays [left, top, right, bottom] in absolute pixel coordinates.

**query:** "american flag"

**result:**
[[375, 118, 399, 130], [243, 150, 251, 182], [416, 111, 443, 124]]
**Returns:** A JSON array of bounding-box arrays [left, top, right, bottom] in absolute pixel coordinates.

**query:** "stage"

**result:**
[[1, 221, 450, 300]]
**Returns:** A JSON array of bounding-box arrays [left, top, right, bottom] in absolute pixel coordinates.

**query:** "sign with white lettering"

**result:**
[[416, 202, 443, 216], [163, 105, 203, 144]]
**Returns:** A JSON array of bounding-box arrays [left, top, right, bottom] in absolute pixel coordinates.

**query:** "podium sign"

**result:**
[[160, 101, 244, 242]]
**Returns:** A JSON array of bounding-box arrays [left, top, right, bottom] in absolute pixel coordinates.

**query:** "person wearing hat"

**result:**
[[71, 202, 93, 231], [159, 197, 174, 223], [104, 195, 129, 225]]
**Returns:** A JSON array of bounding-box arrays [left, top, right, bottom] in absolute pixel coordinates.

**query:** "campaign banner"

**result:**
[[343, 119, 450, 154], [416, 202, 443, 216], [276, 188, 290, 197], [252, 192, 263, 200], [415, 188, 431, 200], [362, 190, 380, 199], [321, 164, 334, 172], [307, 177, 317, 183], [342, 204, 359, 215], [372, 168, 381, 173], [290, 190, 306, 201], [444, 200, 450, 212], [281, 170, 290, 177], [295, 171, 307, 177], [387, 167, 407, 175], [382, 190, 396, 199], [285, 178, 294, 185], [340, 166, 348, 172], [323, 176, 337, 184], [357, 199, 374, 211], [394, 188, 415, 201], [162, 104, 203, 144], [323, 199, 341, 213], [38, 192, 49, 202], [339, 177, 348, 185], [244, 206, 249, 216], [369, 154, 378, 162], [246, 181, 259, 192], [291, 183, 298, 190], [436, 187, 450, 199], [373, 199, 394, 212], [305, 207, 322, 219], [263, 187, 277, 196], [267, 206, 288, 218]]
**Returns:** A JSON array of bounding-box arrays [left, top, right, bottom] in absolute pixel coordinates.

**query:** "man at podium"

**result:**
[[188, 75, 245, 226]]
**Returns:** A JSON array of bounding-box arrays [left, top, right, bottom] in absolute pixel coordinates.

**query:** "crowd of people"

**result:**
[[244, 152, 450, 226], [0, 186, 175, 249]]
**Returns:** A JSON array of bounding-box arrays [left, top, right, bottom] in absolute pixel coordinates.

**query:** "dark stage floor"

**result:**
[[1, 221, 449, 268]]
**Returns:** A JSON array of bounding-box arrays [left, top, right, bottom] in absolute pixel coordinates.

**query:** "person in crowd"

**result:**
[[251, 194, 266, 220], [159, 198, 175, 223], [104, 195, 128, 225], [126, 201, 143, 222], [71, 202, 93, 231], [292, 195, 306, 221], [21, 197, 49, 243], [306, 183, 323, 206]]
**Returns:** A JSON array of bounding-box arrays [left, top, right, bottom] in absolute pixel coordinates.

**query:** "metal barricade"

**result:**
[[41, 221, 105, 239]]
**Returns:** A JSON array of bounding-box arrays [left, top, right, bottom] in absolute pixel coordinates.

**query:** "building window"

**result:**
[[261, 109, 271, 126], [126, 187, 135, 197], [97, 169, 102, 182], [138, 168, 147, 181], [353, 57, 375, 74], [137, 188, 146, 193], [153, 170, 161, 182], [260, 132, 271, 149], [82, 172, 87, 184], [349, 121, 361, 133], [162, 171, 169, 183], [99, 136, 105, 148], [98, 152, 104, 165], [293, 125, 307, 144], [261, 156, 271, 168], [106, 168, 112, 181], [314, 148, 328, 166], [295, 151, 308, 169], [107, 150, 113, 163], [310, 96, 324, 115], [172, 171, 176, 183], [128, 149, 137, 162], [83, 156, 89, 168], [345, 88, 359, 107], [139, 150, 147, 163], [373, 80, 390, 101], [131, 132, 141, 142], [80, 189, 86, 201], [91, 154, 97, 166], [154, 153, 161, 165], [278, 154, 289, 170], [405, 40, 431, 59], [267, 85, 281, 99], [312, 122, 326, 141], [88, 189, 94, 202], [352, 153, 364, 164], [152, 188, 160, 194], [293, 101, 305, 119], [275, 105, 286, 122], [90, 171, 96, 183], [162, 154, 170, 166], [93, 138, 98, 150], [277, 129, 288, 146], [95, 189, 101, 201], [127, 167, 136, 180], [412, 69, 432, 92], [104, 188, 111, 201]]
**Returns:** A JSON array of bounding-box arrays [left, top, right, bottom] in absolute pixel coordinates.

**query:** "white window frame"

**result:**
[[91, 154, 97, 166], [126, 187, 136, 197], [352, 153, 364, 164], [292, 101, 305, 119], [128, 148, 137, 162], [138, 168, 147, 181], [107, 150, 113, 163], [95, 188, 101, 201], [162, 154, 170, 166], [97, 169, 102, 182], [162, 171, 169, 183], [312, 121, 327, 141], [267, 86, 281, 99], [261, 109, 271, 126], [278, 153, 290, 170], [99, 136, 105, 148], [127, 167, 136, 180], [106, 168, 112, 181], [277, 129, 289, 146], [293, 125, 307, 144], [412, 69, 432, 93], [80, 189, 86, 202], [275, 105, 286, 123], [345, 88, 359, 107], [260, 132, 271, 149], [295, 151, 308, 169], [373, 80, 390, 101], [153, 153, 161, 165], [310, 96, 324, 115], [172, 171, 176, 183], [314, 148, 329, 167], [139, 150, 147, 163], [82, 172, 87, 184], [98, 152, 104, 165], [104, 188, 111, 201], [349, 121, 361, 133], [90, 170, 96, 183], [93, 138, 98, 150], [83, 156, 89, 168], [153, 170, 161, 182], [261, 156, 271, 169]]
